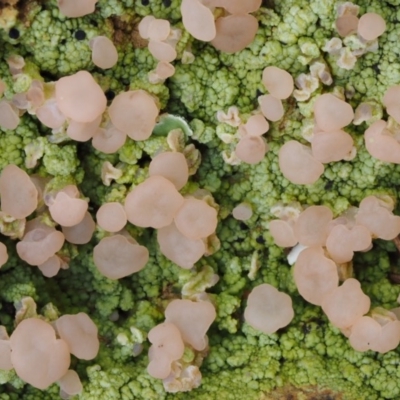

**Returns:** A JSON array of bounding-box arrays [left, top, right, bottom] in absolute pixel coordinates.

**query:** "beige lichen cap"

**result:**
[[10, 318, 70, 389], [244, 283, 294, 334], [165, 299, 216, 351]]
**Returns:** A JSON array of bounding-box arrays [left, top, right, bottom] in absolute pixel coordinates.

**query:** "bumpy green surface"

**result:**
[[0, 0, 400, 399]]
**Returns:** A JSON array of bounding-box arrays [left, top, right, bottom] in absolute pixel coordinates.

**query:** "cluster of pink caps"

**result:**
[[147, 299, 216, 386], [0, 164, 96, 277], [119, 150, 218, 271], [0, 37, 119, 131], [0, 312, 99, 395], [138, 16, 180, 83], [0, 67, 160, 156], [0, 150, 218, 280], [364, 86, 400, 164], [335, 6, 386, 41], [279, 93, 355, 185], [269, 198, 400, 353], [181, 0, 261, 53], [233, 66, 294, 165]]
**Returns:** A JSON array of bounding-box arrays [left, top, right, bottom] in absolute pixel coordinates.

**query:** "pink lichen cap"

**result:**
[[293, 205, 333, 247], [181, 0, 216, 42], [293, 246, 339, 306], [235, 135, 268, 164], [0, 100, 20, 130], [55, 313, 99, 360], [349, 314, 400, 353], [67, 115, 102, 142], [211, 14, 258, 53], [314, 94, 354, 132], [157, 222, 206, 269], [149, 152, 189, 190], [62, 211, 95, 245], [10, 318, 70, 390], [278, 140, 324, 185], [262, 67, 294, 100], [48, 190, 88, 227], [38, 255, 62, 278], [96, 202, 127, 233], [92, 124, 127, 154], [16, 222, 65, 266], [326, 224, 371, 264], [0, 164, 38, 219], [148, 40, 177, 63], [243, 114, 270, 137], [57, 0, 98, 18], [93, 234, 149, 279], [89, 36, 118, 70], [218, 0, 261, 14], [321, 278, 370, 329], [335, 15, 359, 37], [165, 299, 216, 351], [55, 71, 107, 123], [311, 130, 354, 163], [383, 86, 400, 123], [58, 370, 83, 398], [258, 94, 284, 122], [0, 242, 8, 268], [364, 120, 400, 163], [355, 195, 400, 240], [244, 283, 294, 334], [269, 220, 297, 248], [108, 90, 159, 141], [174, 198, 218, 240], [124, 175, 184, 229], [147, 322, 185, 379], [358, 13, 386, 41]]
